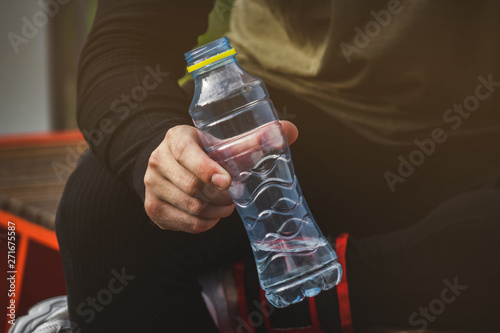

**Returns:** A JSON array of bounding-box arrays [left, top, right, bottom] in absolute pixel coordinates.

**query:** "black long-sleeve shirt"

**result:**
[[77, 0, 213, 199]]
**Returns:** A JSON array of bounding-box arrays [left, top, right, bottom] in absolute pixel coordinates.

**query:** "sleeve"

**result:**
[[77, 0, 214, 200]]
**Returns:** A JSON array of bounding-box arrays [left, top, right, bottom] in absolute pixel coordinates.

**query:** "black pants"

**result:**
[[56, 89, 500, 332]]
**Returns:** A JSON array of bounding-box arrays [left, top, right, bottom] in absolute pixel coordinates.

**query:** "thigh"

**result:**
[[345, 189, 500, 330], [56, 151, 251, 332]]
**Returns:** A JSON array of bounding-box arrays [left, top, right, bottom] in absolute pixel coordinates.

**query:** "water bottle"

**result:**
[[185, 37, 342, 308]]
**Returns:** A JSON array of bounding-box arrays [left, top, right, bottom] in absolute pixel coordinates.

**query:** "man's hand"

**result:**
[[144, 121, 298, 233]]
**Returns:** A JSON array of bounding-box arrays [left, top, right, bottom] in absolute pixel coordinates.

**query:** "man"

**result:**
[[56, 0, 500, 331]]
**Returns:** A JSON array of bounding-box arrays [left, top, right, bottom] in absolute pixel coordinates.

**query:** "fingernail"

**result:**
[[211, 174, 229, 189]]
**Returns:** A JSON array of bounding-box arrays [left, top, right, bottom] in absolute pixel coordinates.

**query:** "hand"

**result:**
[[144, 121, 298, 233]]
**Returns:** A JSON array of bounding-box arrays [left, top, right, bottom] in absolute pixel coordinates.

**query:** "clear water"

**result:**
[[186, 38, 342, 307], [207, 121, 342, 307]]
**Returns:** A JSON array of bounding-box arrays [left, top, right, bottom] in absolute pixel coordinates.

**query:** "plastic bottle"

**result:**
[[185, 37, 342, 308]]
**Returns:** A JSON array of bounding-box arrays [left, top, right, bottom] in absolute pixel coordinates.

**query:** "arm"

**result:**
[[78, 0, 299, 233], [77, 0, 213, 200]]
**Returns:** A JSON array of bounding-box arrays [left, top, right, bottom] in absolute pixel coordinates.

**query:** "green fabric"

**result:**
[[228, 0, 500, 147]]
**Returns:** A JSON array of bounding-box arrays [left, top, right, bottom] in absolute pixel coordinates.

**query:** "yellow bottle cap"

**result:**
[[187, 48, 236, 73]]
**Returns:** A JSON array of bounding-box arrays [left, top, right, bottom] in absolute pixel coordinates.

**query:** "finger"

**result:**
[[145, 197, 221, 233], [221, 121, 298, 158], [154, 148, 233, 205], [149, 174, 234, 218], [202, 120, 298, 149], [198, 183, 234, 206], [208, 122, 294, 174], [167, 129, 231, 190]]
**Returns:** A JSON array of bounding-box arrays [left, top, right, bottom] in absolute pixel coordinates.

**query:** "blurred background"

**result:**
[[0, 0, 232, 134], [0, 1, 232, 331], [0, 0, 96, 134]]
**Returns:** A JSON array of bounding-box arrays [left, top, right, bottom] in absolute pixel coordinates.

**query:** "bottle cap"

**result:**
[[186, 48, 236, 73]]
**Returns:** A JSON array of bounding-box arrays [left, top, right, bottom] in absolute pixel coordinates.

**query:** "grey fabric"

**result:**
[[8, 296, 71, 333]]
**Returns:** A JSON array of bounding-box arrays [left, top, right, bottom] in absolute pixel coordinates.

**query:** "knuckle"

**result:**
[[148, 149, 160, 169], [189, 219, 207, 234], [184, 176, 200, 196], [170, 137, 189, 161], [195, 161, 209, 181], [187, 198, 206, 215], [165, 126, 179, 140], [144, 198, 161, 219], [143, 172, 154, 187]]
